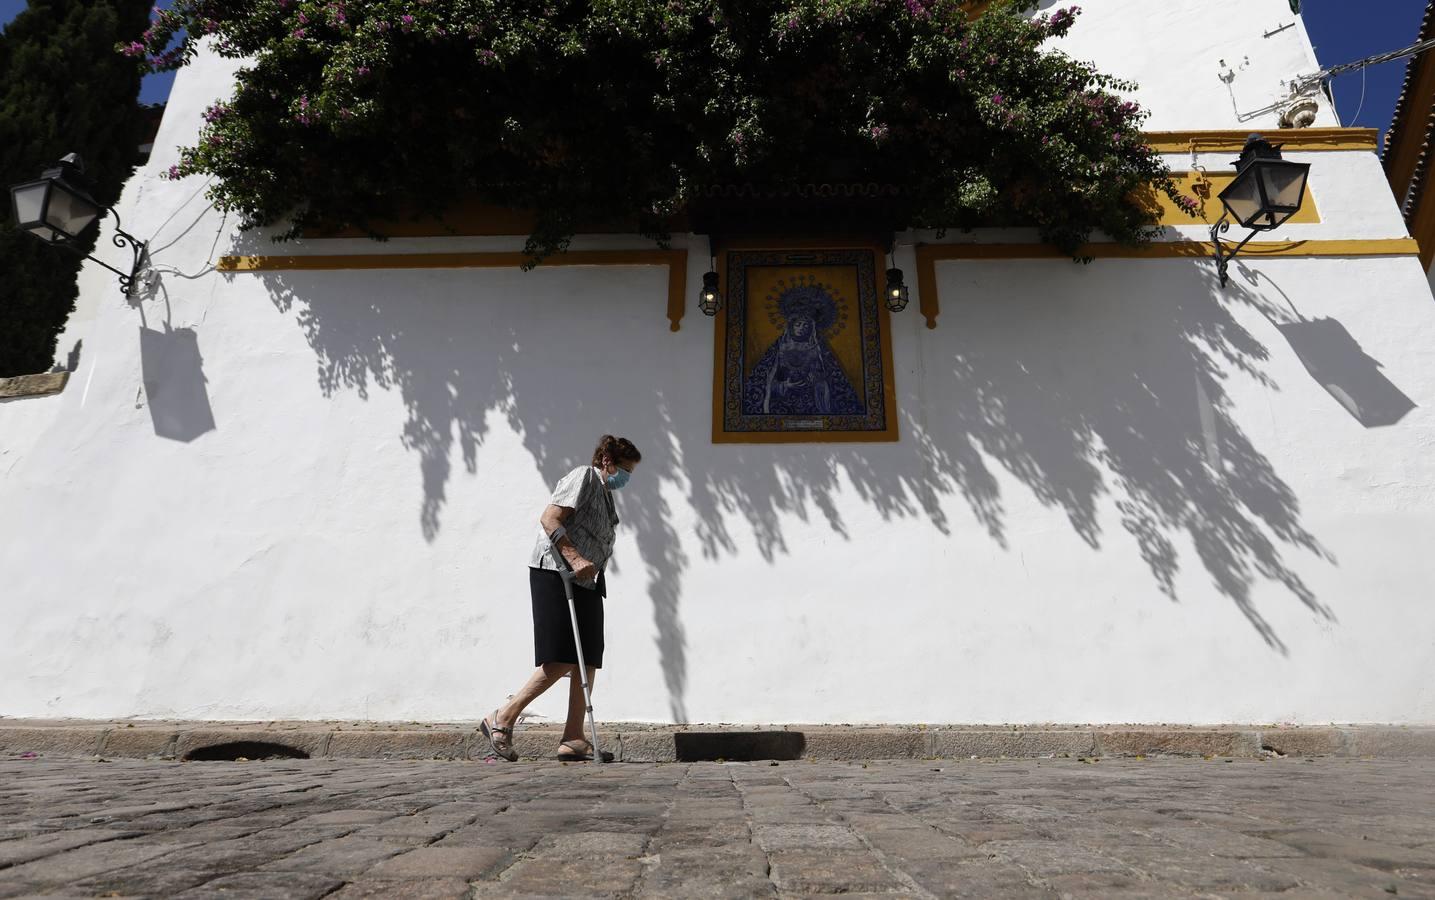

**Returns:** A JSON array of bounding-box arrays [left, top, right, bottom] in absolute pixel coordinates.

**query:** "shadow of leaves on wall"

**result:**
[[239, 252, 1335, 718], [927, 262, 1334, 655]]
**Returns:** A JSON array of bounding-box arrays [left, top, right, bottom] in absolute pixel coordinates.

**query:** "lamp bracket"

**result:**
[[1210, 215, 1258, 289], [52, 206, 150, 297]]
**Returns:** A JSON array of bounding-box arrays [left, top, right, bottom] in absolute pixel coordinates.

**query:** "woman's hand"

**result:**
[[560, 543, 597, 583], [572, 558, 598, 583]]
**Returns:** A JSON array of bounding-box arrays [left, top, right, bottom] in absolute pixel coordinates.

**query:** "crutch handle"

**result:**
[[548, 544, 575, 581]]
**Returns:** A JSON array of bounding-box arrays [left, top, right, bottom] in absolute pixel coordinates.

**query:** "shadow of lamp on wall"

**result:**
[[1274, 317, 1416, 427], [139, 324, 216, 442]]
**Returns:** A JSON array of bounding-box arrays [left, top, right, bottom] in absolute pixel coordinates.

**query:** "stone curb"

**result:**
[[2, 720, 1433, 762]]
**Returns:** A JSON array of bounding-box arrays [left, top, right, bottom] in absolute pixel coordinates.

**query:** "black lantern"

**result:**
[[884, 268, 909, 312], [10, 154, 103, 243], [698, 270, 722, 316], [1210, 134, 1311, 288], [8, 153, 148, 296]]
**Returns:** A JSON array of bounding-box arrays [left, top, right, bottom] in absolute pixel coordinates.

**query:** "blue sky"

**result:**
[[0, 0, 175, 103], [1303, 0, 1428, 142], [0, 1, 1428, 136]]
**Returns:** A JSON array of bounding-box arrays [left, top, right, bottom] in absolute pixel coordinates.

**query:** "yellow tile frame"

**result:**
[[712, 237, 901, 444]]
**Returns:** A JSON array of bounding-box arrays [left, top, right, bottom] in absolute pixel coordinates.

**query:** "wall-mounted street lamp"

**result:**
[[884, 267, 909, 312], [9, 153, 148, 297], [698, 267, 722, 316], [1210, 134, 1311, 288]]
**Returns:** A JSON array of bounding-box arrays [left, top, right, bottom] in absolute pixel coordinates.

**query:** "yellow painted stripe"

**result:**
[[1149, 171, 1320, 226], [913, 237, 1419, 328], [1145, 128, 1378, 153], [216, 249, 684, 272], [917, 237, 1416, 261], [218, 249, 690, 332]]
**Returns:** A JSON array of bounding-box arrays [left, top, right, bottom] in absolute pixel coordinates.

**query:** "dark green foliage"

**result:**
[[138, 0, 1192, 264], [0, 0, 153, 377]]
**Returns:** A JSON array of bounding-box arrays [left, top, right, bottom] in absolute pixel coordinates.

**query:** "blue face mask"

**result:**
[[605, 467, 631, 491]]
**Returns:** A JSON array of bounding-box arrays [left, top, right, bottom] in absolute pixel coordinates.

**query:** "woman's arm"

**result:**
[[540, 504, 596, 579]]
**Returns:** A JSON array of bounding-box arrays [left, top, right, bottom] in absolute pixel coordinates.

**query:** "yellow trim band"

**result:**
[[218, 249, 690, 332], [1151, 171, 1320, 225], [914, 238, 1419, 329], [1145, 128, 1378, 154]]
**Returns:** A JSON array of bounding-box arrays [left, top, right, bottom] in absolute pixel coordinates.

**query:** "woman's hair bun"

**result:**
[[592, 434, 642, 467]]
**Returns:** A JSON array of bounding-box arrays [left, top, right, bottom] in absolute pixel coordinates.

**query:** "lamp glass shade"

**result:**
[[698, 271, 722, 316], [10, 181, 53, 240], [1218, 157, 1310, 231], [1217, 171, 1265, 230], [884, 268, 909, 312], [1255, 159, 1310, 229], [43, 180, 101, 240]]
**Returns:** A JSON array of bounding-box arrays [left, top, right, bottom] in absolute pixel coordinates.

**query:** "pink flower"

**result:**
[[904, 0, 934, 18]]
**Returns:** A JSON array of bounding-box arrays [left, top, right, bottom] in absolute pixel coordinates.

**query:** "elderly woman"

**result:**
[[481, 435, 641, 762]]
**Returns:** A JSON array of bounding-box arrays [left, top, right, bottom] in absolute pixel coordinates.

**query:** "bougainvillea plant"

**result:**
[[127, 0, 1195, 261]]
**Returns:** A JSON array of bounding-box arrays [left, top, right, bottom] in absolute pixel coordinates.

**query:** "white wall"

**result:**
[[4, 5, 1431, 726], [1051, 0, 1337, 130]]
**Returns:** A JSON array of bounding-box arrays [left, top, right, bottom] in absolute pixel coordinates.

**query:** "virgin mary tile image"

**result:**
[[744, 282, 864, 416], [714, 245, 898, 443]]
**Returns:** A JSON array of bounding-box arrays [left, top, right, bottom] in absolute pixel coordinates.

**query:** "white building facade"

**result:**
[[3, 0, 1433, 727]]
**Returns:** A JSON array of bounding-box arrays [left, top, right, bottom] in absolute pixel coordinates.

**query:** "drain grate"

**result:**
[[674, 731, 806, 762], [183, 741, 310, 761]]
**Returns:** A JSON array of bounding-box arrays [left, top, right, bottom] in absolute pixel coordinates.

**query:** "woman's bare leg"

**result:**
[[494, 664, 573, 730], [561, 667, 598, 745]]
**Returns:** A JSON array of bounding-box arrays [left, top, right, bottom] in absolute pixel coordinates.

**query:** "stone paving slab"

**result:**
[[5, 718, 1435, 762], [1, 757, 1433, 898]]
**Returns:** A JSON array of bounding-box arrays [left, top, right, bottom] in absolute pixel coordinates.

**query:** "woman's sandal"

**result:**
[[556, 739, 614, 763], [480, 713, 518, 762]]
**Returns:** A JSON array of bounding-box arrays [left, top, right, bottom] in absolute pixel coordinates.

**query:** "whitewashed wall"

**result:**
[[4, 2, 1432, 725], [1052, 0, 1337, 130]]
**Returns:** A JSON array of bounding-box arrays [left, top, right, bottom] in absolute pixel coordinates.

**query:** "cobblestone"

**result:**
[[0, 757, 1432, 897]]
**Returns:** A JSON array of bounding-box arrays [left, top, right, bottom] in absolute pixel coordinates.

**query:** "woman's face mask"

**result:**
[[606, 467, 632, 491]]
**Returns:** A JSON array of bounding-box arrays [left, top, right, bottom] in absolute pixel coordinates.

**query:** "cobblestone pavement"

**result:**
[[1, 757, 1433, 898]]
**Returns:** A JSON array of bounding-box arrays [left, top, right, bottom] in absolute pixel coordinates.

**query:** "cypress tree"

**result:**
[[0, 0, 153, 377]]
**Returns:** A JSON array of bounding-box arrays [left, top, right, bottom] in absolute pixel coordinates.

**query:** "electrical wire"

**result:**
[[1295, 34, 1435, 94], [1348, 66, 1368, 126]]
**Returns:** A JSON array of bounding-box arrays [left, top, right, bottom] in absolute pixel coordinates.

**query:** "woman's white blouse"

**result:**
[[529, 465, 619, 589]]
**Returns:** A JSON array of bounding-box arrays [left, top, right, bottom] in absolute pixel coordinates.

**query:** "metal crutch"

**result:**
[[548, 544, 608, 763]]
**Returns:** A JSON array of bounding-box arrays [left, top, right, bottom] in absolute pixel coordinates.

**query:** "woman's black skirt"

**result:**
[[530, 566, 605, 669]]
